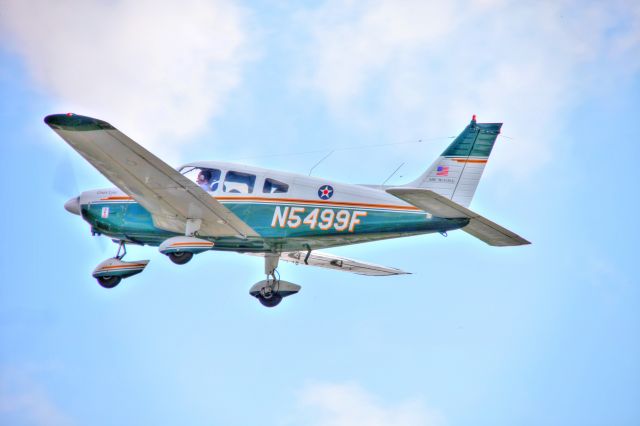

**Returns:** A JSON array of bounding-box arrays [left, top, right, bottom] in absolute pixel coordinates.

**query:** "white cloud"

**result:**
[[0, 369, 73, 426], [0, 0, 253, 160], [288, 382, 442, 426], [297, 0, 640, 178]]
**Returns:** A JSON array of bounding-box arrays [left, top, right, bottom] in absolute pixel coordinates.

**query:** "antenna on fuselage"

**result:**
[[308, 150, 334, 176], [382, 162, 405, 185]]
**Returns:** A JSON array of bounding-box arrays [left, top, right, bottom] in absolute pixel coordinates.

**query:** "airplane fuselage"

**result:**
[[76, 161, 469, 252]]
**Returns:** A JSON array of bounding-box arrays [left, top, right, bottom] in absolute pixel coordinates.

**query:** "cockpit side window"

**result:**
[[223, 171, 256, 194], [263, 178, 289, 194], [179, 167, 221, 192]]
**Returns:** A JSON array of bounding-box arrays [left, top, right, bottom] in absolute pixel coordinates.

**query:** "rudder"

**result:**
[[407, 116, 502, 207]]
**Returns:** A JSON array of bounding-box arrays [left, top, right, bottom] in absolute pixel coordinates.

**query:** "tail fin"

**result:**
[[407, 116, 502, 207]]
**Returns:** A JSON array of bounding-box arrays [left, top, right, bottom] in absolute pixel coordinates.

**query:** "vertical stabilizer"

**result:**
[[407, 116, 502, 207]]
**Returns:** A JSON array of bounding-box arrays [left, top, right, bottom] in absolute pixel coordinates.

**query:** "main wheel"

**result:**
[[96, 275, 122, 289], [257, 293, 283, 308], [168, 252, 194, 265]]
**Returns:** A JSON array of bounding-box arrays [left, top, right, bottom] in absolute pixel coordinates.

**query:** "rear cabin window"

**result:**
[[223, 171, 256, 194], [263, 178, 289, 194]]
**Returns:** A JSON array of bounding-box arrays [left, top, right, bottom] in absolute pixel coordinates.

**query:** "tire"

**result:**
[[168, 252, 194, 265], [97, 275, 122, 289], [258, 293, 282, 308]]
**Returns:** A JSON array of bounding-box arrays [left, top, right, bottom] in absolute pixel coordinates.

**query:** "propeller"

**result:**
[[52, 151, 79, 198], [52, 152, 111, 254]]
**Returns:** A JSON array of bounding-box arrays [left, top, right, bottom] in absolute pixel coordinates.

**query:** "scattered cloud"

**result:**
[[288, 382, 443, 426], [296, 0, 640, 178], [0, 0, 253, 160], [0, 368, 73, 426]]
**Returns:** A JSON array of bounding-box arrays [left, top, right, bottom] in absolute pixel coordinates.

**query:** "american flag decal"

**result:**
[[436, 166, 449, 176]]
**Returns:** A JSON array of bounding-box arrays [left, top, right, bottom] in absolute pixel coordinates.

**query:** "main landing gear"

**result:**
[[167, 251, 193, 265], [249, 253, 301, 308], [91, 241, 150, 289], [158, 236, 213, 265], [96, 275, 121, 289]]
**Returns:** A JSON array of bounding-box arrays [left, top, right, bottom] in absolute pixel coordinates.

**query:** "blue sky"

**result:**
[[1, 1, 639, 425]]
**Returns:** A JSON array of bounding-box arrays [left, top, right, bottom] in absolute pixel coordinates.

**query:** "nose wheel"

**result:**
[[257, 279, 284, 307], [249, 253, 301, 308], [261, 254, 281, 307]]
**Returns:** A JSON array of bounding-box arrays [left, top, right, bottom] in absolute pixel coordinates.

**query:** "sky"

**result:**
[[1, 0, 639, 425]]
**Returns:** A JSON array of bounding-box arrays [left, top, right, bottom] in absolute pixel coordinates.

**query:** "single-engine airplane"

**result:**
[[46, 113, 529, 307]]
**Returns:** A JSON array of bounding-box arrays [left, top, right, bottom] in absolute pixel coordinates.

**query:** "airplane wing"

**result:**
[[247, 251, 409, 276], [386, 188, 530, 246], [45, 113, 258, 238]]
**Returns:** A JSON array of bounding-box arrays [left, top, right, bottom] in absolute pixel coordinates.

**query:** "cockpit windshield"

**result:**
[[180, 166, 221, 192]]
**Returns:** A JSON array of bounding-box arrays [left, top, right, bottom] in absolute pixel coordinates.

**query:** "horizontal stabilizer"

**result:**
[[386, 188, 530, 247], [247, 251, 409, 276]]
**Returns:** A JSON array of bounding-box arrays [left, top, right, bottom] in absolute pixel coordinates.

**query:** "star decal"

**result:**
[[318, 184, 334, 200]]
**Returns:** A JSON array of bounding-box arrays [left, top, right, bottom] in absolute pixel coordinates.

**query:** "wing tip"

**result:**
[[44, 113, 115, 131], [376, 269, 411, 276], [489, 238, 531, 247]]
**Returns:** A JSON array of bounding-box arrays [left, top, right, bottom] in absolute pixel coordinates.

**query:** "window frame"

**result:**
[[222, 170, 257, 194], [262, 177, 289, 194]]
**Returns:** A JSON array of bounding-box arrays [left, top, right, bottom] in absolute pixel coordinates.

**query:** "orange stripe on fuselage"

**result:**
[[214, 196, 420, 211], [100, 196, 133, 200], [170, 242, 212, 247], [99, 195, 421, 211]]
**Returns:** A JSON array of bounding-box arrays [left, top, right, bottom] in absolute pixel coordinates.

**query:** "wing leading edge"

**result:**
[[45, 113, 257, 238]]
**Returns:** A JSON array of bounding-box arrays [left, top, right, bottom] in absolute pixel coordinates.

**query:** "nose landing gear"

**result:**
[[256, 283, 283, 308], [249, 253, 301, 308]]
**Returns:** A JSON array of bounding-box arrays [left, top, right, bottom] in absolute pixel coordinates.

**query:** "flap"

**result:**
[[247, 251, 409, 276]]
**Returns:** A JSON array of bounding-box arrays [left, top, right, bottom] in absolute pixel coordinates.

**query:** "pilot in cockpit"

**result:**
[[196, 170, 213, 191]]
